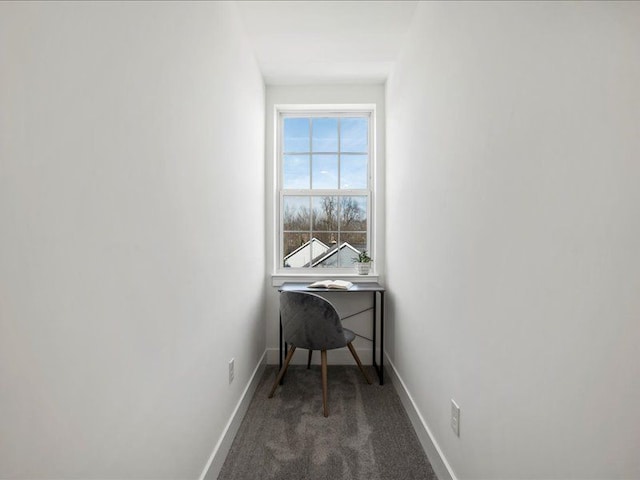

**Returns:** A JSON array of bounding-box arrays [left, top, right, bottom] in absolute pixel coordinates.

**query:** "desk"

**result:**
[[278, 282, 386, 385]]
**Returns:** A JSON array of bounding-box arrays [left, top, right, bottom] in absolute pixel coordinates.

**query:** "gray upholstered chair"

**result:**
[[268, 291, 371, 417]]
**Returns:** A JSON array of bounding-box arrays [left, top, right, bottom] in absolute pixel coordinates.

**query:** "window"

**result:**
[[277, 108, 373, 271]]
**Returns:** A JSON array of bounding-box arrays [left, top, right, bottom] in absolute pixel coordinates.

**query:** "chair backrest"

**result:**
[[280, 291, 348, 351]]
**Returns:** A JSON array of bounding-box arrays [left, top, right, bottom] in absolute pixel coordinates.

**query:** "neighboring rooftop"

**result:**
[[284, 238, 362, 268]]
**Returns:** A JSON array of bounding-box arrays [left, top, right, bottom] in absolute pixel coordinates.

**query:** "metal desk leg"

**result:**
[[371, 291, 384, 385], [279, 313, 288, 385], [279, 313, 283, 370], [372, 291, 378, 382], [379, 291, 384, 385], [370, 291, 385, 385]]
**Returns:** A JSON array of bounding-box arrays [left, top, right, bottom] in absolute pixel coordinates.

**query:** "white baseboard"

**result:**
[[385, 354, 458, 480], [199, 351, 267, 480], [266, 347, 374, 366]]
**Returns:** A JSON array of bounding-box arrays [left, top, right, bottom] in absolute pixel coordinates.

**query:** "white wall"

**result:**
[[264, 85, 386, 365], [0, 2, 265, 479], [386, 2, 640, 479]]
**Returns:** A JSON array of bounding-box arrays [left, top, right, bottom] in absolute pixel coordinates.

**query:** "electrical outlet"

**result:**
[[228, 358, 235, 384], [451, 399, 460, 437]]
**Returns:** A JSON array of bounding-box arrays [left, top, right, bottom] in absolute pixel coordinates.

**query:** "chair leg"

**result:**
[[321, 350, 328, 417], [307, 349, 313, 369], [269, 346, 296, 398], [347, 342, 372, 385]]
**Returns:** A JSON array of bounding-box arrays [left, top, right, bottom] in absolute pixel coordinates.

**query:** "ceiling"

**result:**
[[235, 1, 418, 85]]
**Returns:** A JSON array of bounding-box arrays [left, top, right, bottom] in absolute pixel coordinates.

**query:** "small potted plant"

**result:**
[[353, 250, 372, 275]]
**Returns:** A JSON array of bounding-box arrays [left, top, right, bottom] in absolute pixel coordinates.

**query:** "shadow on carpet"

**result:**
[[218, 365, 438, 480]]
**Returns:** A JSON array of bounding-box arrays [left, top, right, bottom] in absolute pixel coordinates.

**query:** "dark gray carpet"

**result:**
[[218, 365, 438, 480]]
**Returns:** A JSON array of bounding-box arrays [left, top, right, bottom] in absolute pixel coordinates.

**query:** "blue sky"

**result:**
[[283, 117, 368, 190]]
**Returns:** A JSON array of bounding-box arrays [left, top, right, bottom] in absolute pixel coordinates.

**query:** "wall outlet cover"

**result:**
[[229, 358, 235, 384], [451, 399, 460, 437]]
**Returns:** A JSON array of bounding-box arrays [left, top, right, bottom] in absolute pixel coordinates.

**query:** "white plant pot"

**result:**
[[355, 262, 371, 275]]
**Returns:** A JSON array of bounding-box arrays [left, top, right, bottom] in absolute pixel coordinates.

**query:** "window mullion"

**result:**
[[337, 117, 342, 265], [307, 118, 312, 190]]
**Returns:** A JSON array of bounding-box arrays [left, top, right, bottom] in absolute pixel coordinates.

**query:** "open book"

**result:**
[[308, 279, 354, 290]]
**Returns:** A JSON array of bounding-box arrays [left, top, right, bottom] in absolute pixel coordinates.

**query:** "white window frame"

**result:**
[[274, 104, 376, 276]]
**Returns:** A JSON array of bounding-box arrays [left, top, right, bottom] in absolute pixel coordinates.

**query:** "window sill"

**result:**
[[271, 272, 379, 287]]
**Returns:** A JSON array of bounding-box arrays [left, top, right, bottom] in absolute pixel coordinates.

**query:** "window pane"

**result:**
[[307, 232, 337, 267], [340, 154, 368, 189], [310, 232, 337, 248], [312, 155, 338, 189], [340, 117, 368, 153], [312, 118, 338, 152], [283, 118, 309, 153], [283, 155, 310, 189], [283, 232, 305, 263], [342, 232, 367, 253], [283, 196, 310, 231], [340, 196, 367, 231], [312, 196, 338, 231], [340, 233, 367, 267], [283, 232, 329, 268], [338, 242, 361, 267]]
